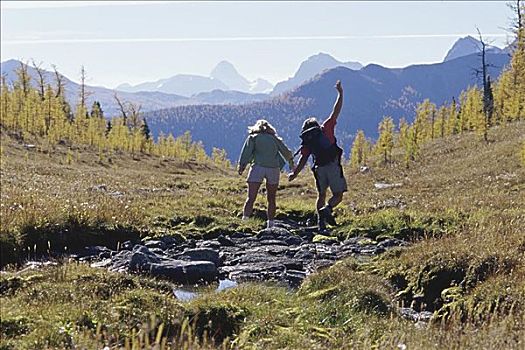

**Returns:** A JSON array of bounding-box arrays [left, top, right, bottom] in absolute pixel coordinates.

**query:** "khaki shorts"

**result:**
[[247, 164, 280, 185], [313, 160, 347, 194]]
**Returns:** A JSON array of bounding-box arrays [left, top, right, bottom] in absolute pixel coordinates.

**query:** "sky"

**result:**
[[0, 1, 515, 89]]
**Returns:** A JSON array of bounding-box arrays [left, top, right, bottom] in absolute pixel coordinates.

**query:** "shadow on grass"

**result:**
[[1, 218, 141, 267]]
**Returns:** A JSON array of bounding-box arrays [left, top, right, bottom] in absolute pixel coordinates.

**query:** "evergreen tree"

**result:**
[[192, 141, 208, 163], [461, 87, 485, 139], [446, 97, 460, 135], [494, 4, 525, 122], [435, 105, 448, 138], [374, 116, 395, 164], [397, 118, 409, 147], [107, 117, 129, 151], [211, 147, 231, 169], [414, 99, 437, 141], [350, 130, 368, 169], [458, 90, 470, 132], [0, 75, 11, 128], [177, 131, 193, 162], [482, 76, 494, 141], [90, 101, 104, 119], [405, 126, 419, 167], [397, 118, 413, 168], [15, 61, 30, 98], [493, 72, 510, 124], [141, 118, 151, 140], [106, 120, 112, 136]]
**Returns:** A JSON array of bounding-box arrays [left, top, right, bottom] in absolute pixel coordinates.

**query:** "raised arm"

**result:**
[[326, 80, 343, 122]]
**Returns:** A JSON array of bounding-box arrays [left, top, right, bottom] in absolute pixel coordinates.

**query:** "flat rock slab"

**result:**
[[105, 245, 218, 283], [81, 220, 407, 287], [148, 260, 217, 284]]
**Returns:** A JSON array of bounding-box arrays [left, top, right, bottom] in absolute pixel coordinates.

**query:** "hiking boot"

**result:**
[[319, 205, 337, 226], [318, 217, 327, 231]]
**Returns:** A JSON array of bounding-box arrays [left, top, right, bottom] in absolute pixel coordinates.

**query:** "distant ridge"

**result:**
[[144, 52, 510, 160], [444, 35, 504, 62], [1, 59, 189, 116], [0, 60, 272, 115], [272, 53, 362, 95], [117, 60, 274, 96], [116, 74, 229, 97]]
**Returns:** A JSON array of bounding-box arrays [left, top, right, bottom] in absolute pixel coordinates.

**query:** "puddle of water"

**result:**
[[25, 261, 58, 268], [173, 279, 238, 301], [217, 278, 238, 291], [173, 289, 198, 301]]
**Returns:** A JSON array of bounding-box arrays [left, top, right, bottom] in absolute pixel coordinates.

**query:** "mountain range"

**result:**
[[271, 53, 362, 95], [116, 60, 274, 96], [0, 60, 273, 116], [143, 51, 510, 160], [443, 35, 506, 61], [0, 35, 512, 160], [1, 53, 362, 115], [0, 59, 191, 117]]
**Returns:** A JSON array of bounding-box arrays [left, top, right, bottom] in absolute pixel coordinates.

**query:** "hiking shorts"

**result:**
[[247, 164, 280, 185], [313, 160, 347, 194]]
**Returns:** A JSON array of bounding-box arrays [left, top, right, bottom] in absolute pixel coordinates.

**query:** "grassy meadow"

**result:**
[[1, 121, 524, 349]]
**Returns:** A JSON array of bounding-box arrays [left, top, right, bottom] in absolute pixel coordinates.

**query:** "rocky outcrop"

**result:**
[[74, 220, 408, 286]]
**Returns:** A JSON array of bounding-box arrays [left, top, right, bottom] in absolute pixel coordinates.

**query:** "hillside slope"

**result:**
[[1, 120, 524, 349], [0, 60, 271, 116], [145, 52, 510, 159], [0, 59, 191, 116]]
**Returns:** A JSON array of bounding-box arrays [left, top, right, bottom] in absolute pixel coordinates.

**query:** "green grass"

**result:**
[[1, 122, 525, 348], [0, 263, 244, 349]]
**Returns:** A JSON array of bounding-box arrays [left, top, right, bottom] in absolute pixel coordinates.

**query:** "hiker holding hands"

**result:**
[[288, 80, 347, 231], [238, 120, 294, 229]]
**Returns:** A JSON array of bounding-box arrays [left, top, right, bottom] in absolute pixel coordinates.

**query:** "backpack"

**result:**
[[300, 126, 342, 166]]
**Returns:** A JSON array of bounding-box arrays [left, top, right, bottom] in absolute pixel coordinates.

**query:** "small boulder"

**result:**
[[284, 235, 303, 246], [217, 235, 235, 247], [143, 240, 167, 250], [119, 241, 134, 250], [129, 245, 161, 271], [77, 246, 113, 260], [256, 227, 292, 240], [199, 240, 221, 250], [180, 248, 220, 266], [150, 260, 217, 283]]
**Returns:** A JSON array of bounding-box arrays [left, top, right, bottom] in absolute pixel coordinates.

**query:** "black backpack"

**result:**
[[300, 126, 342, 166]]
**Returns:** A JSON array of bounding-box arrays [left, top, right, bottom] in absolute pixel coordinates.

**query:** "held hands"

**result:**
[[287, 159, 296, 181], [335, 80, 343, 94], [238, 165, 245, 175]]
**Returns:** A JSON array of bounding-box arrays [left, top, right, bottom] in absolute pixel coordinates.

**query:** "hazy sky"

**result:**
[[1, 1, 514, 88]]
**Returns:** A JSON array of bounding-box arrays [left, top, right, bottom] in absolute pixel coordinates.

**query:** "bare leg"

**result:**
[[328, 192, 344, 209], [243, 182, 262, 218], [266, 183, 278, 221], [316, 191, 327, 212], [318, 191, 344, 227]]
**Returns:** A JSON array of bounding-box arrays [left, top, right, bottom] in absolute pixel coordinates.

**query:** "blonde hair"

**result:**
[[248, 119, 277, 135]]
